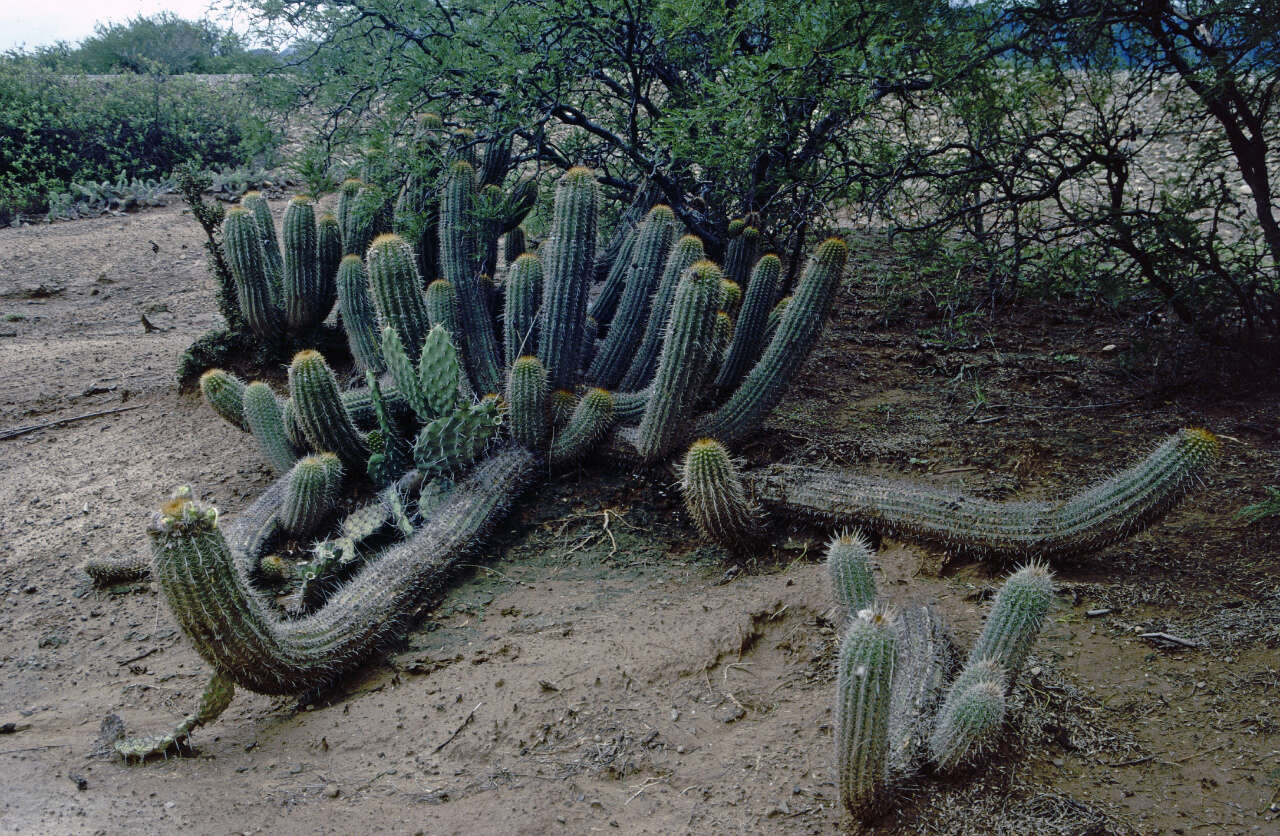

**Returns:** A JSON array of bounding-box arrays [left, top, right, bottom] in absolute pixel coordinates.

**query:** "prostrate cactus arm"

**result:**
[[753, 429, 1219, 562], [145, 447, 536, 697], [116, 672, 236, 761]]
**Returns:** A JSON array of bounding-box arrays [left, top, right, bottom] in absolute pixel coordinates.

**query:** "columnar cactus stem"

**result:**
[[282, 196, 325, 331], [394, 171, 440, 285], [700, 238, 846, 444], [344, 184, 387, 259], [723, 224, 760, 289], [618, 234, 705, 390], [928, 675, 1006, 773], [827, 529, 876, 615], [199, 368, 249, 431], [426, 278, 464, 347], [503, 254, 542, 365], [381, 326, 430, 423], [715, 254, 782, 392], [587, 204, 676, 387], [281, 453, 343, 538], [753, 429, 1219, 561], [550, 388, 615, 468], [241, 191, 283, 294], [367, 233, 431, 358], [143, 448, 535, 695], [587, 226, 636, 327], [635, 261, 722, 461], [504, 226, 527, 266], [287, 350, 370, 472], [222, 207, 283, 343], [612, 389, 649, 424], [337, 179, 362, 253], [440, 160, 504, 394], [550, 389, 577, 428], [336, 255, 385, 375], [967, 563, 1054, 685], [679, 438, 762, 552], [538, 167, 598, 390], [835, 606, 896, 823], [317, 213, 342, 309], [507, 355, 549, 450], [243, 382, 298, 475]]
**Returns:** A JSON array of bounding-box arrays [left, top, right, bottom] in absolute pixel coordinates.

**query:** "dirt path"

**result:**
[[0, 203, 1277, 834]]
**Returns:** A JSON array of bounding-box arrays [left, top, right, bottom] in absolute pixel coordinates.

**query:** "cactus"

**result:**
[[317, 213, 343, 303], [550, 388, 615, 467], [413, 398, 503, 476], [835, 607, 896, 822], [715, 254, 782, 392], [221, 207, 283, 343], [287, 350, 370, 472], [504, 254, 542, 365], [618, 234, 705, 390], [753, 429, 1220, 562], [243, 382, 297, 475], [439, 160, 504, 394], [281, 196, 325, 331], [394, 169, 441, 285], [337, 179, 362, 250], [115, 672, 236, 761], [928, 677, 1006, 773], [967, 563, 1054, 684], [587, 205, 676, 387], [199, 368, 249, 431], [507, 355, 549, 450], [827, 530, 876, 615], [419, 323, 464, 418], [635, 261, 722, 461], [764, 295, 791, 342], [344, 183, 387, 258], [381, 326, 430, 422], [425, 278, 464, 345], [337, 255, 386, 375], [612, 388, 648, 424], [367, 233, 431, 358], [281, 397, 307, 452], [241, 191, 283, 295], [281, 453, 343, 538], [82, 547, 150, 587], [723, 224, 760, 288], [538, 167, 598, 390], [134, 450, 534, 698], [504, 226, 527, 266], [550, 389, 577, 428], [679, 438, 762, 552], [365, 373, 411, 485], [587, 225, 636, 326], [700, 238, 846, 444]]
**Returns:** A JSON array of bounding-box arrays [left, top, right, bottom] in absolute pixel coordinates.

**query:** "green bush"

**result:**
[[0, 63, 277, 218]]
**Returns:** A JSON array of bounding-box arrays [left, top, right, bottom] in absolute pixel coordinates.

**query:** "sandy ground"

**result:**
[[0, 200, 1277, 835]]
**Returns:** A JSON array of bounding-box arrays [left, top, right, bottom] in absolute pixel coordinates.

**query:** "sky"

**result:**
[[1, 1, 242, 52]]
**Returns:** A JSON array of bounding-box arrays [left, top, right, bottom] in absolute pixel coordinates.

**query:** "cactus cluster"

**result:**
[[111, 150, 1217, 772], [826, 533, 1056, 821]]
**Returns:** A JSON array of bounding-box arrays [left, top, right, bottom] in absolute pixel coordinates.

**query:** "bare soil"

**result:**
[[0, 201, 1277, 835]]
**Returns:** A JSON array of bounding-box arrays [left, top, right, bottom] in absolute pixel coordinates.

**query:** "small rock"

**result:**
[[1052, 758, 1065, 767], [324, 783, 340, 798]]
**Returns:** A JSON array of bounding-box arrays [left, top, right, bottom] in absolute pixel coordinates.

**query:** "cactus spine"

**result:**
[[199, 368, 248, 431], [243, 382, 297, 475], [679, 438, 762, 551], [827, 530, 876, 615], [282, 196, 325, 331], [504, 254, 542, 365], [835, 607, 896, 822], [222, 207, 283, 343], [754, 429, 1220, 561], [635, 261, 722, 461], [336, 254, 385, 375], [701, 238, 846, 443], [287, 350, 369, 472], [538, 167, 598, 390], [507, 355, 549, 450], [967, 563, 1054, 684], [587, 205, 676, 387], [619, 234, 705, 390], [367, 233, 431, 358], [550, 388, 615, 467], [440, 160, 504, 395], [715, 254, 782, 391], [281, 453, 343, 537]]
